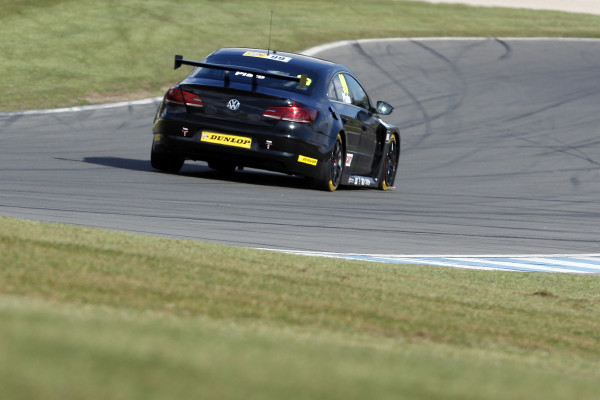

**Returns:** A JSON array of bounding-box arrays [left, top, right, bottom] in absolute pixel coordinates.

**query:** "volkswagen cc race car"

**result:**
[[151, 47, 400, 191]]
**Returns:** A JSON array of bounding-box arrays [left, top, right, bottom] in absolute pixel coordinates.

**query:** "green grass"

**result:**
[[2, 0, 600, 111], [1, 217, 599, 399]]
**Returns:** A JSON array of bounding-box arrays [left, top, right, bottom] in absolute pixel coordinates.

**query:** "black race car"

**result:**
[[151, 47, 400, 191]]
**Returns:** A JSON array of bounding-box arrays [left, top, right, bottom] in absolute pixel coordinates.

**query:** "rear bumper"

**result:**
[[152, 117, 330, 178]]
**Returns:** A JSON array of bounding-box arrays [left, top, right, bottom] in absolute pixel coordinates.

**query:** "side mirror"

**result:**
[[376, 101, 394, 115]]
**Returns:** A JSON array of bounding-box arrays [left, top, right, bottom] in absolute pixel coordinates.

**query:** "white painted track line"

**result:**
[[260, 250, 600, 274]]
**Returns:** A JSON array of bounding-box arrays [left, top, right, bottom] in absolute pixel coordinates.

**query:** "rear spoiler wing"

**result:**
[[174, 55, 309, 88]]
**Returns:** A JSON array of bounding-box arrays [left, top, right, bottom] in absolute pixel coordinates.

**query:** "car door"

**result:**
[[327, 73, 379, 175], [341, 74, 379, 175], [327, 73, 361, 171]]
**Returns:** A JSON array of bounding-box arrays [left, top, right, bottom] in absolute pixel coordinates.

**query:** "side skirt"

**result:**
[[341, 173, 378, 187]]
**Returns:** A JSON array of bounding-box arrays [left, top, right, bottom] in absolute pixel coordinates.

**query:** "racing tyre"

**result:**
[[378, 134, 399, 190], [315, 134, 344, 191], [151, 149, 184, 173]]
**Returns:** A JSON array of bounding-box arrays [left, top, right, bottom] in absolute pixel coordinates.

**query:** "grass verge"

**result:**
[[2, 0, 600, 111], [1, 217, 599, 399]]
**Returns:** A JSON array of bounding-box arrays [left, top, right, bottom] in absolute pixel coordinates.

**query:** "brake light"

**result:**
[[165, 88, 204, 108], [263, 106, 317, 124]]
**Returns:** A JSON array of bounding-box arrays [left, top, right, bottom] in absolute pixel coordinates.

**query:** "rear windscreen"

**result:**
[[188, 51, 317, 95]]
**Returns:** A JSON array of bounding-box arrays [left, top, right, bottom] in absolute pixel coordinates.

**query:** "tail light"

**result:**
[[263, 106, 317, 124], [165, 88, 204, 108]]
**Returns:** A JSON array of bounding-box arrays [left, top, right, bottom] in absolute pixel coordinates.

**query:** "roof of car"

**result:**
[[208, 47, 349, 75]]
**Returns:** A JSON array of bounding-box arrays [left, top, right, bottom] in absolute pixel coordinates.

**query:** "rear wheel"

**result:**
[[315, 134, 344, 191], [378, 134, 399, 190], [151, 147, 184, 173]]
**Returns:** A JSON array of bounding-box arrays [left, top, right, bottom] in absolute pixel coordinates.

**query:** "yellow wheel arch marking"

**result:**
[[381, 134, 397, 191], [328, 133, 343, 191]]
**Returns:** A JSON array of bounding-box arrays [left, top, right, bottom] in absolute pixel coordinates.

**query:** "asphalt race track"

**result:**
[[1, 39, 599, 271]]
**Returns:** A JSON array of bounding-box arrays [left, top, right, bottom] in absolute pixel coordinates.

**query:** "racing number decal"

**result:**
[[296, 74, 312, 87]]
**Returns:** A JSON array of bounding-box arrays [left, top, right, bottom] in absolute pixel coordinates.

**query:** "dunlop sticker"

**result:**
[[201, 132, 252, 149], [298, 155, 318, 166]]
